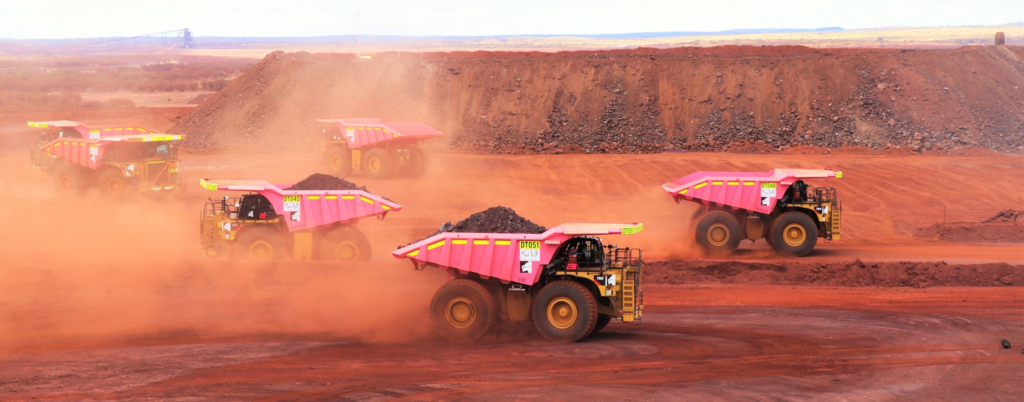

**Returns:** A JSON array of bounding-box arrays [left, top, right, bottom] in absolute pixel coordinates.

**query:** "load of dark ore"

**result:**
[[445, 206, 547, 234], [286, 173, 367, 191], [405, 206, 546, 248], [984, 209, 1024, 224]]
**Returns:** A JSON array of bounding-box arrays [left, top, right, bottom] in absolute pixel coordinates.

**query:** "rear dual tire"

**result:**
[[363, 148, 394, 179], [319, 226, 371, 262], [695, 211, 741, 257], [53, 166, 86, 195], [430, 279, 497, 343], [97, 168, 136, 200]]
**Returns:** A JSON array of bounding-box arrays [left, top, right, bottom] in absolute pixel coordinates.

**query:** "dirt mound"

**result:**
[[984, 209, 1024, 223], [919, 223, 1024, 243], [188, 93, 214, 105], [170, 46, 1024, 154], [916, 209, 1024, 243], [285, 173, 366, 191], [645, 260, 1023, 287]]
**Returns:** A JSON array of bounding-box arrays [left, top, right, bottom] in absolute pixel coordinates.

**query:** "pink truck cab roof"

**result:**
[[662, 169, 842, 214], [392, 222, 643, 286], [29, 120, 156, 140], [316, 118, 443, 149], [199, 179, 401, 232]]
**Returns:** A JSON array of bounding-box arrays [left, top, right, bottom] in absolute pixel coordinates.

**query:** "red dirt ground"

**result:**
[[1, 148, 1023, 399]]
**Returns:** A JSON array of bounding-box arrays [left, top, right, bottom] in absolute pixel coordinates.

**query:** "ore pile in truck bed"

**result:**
[[285, 173, 367, 191], [403, 206, 546, 248]]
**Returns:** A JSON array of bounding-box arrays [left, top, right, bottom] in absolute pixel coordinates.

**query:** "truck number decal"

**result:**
[[519, 241, 540, 262], [283, 195, 301, 212], [760, 182, 777, 197]]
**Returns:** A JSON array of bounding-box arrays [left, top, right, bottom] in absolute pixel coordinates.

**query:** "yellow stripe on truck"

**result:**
[[427, 240, 446, 250]]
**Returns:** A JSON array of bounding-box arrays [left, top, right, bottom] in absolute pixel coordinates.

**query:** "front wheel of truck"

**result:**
[[235, 228, 287, 261], [319, 226, 371, 262], [533, 280, 598, 342], [430, 279, 496, 343], [324, 147, 352, 177], [769, 211, 818, 257]]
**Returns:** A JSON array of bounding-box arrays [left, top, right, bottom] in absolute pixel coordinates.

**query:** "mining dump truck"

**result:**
[[393, 223, 644, 343], [28, 121, 182, 199], [662, 169, 842, 257], [317, 118, 443, 179], [199, 179, 401, 261]]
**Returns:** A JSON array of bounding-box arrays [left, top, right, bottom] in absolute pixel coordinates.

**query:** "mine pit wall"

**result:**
[[171, 46, 1024, 154]]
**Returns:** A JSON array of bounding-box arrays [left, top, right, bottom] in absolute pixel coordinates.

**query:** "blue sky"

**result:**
[[1, 0, 1022, 39]]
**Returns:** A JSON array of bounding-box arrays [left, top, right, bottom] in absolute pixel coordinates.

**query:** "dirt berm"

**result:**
[[171, 46, 1024, 154], [646, 260, 1024, 287]]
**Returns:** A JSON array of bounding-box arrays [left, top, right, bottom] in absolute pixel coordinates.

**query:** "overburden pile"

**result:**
[[983, 209, 1024, 223], [286, 173, 367, 191], [172, 46, 1024, 154]]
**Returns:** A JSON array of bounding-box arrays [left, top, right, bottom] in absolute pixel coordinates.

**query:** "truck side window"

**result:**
[[238, 194, 277, 220], [553, 237, 604, 270]]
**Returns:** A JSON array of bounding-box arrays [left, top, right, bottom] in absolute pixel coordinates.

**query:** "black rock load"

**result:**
[[444, 206, 546, 234], [286, 173, 367, 191]]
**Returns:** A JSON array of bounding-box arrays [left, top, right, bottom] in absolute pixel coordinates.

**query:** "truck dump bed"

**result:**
[[38, 133, 183, 170], [30, 120, 155, 140], [199, 179, 401, 231], [662, 169, 841, 214], [392, 222, 643, 285], [316, 118, 443, 149]]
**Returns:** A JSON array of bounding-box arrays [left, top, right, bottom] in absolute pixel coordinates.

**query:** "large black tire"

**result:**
[[234, 227, 288, 261], [53, 165, 85, 195], [695, 211, 742, 257], [592, 314, 613, 334], [97, 168, 135, 200], [362, 147, 394, 179], [324, 147, 353, 177], [429, 279, 497, 342], [532, 280, 599, 342], [318, 226, 371, 262], [401, 146, 429, 178], [769, 211, 818, 257]]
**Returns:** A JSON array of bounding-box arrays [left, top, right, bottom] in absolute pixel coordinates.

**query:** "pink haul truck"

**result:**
[[663, 169, 843, 257], [199, 179, 401, 261], [393, 222, 645, 343], [317, 118, 443, 179]]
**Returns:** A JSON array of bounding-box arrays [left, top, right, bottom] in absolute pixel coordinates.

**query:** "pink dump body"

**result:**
[[43, 135, 183, 170], [392, 222, 643, 286], [29, 120, 155, 139], [199, 179, 401, 232], [662, 169, 841, 214], [316, 118, 443, 149]]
